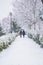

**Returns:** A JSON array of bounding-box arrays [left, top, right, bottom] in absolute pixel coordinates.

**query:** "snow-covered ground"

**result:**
[[0, 35, 43, 65]]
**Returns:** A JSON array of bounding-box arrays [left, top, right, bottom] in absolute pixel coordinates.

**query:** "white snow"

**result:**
[[0, 35, 43, 65]]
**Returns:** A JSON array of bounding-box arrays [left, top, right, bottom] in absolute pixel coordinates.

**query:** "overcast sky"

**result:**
[[0, 0, 12, 20]]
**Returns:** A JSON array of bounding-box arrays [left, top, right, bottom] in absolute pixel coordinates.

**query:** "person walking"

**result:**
[[23, 30, 25, 37], [20, 30, 22, 37]]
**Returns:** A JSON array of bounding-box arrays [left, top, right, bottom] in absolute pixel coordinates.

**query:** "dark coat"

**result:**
[[23, 30, 25, 36], [20, 30, 22, 35]]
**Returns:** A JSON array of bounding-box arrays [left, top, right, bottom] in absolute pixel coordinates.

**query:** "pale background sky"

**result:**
[[0, 0, 12, 20]]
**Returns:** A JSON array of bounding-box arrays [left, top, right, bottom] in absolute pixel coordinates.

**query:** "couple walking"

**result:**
[[20, 30, 25, 37]]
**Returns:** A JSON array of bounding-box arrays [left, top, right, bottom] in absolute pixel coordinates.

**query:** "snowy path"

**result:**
[[0, 35, 43, 65]]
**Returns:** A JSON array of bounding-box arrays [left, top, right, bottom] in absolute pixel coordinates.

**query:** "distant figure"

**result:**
[[23, 30, 25, 37], [20, 30, 22, 37]]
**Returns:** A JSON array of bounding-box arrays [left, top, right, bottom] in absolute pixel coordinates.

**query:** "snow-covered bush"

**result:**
[[28, 33, 33, 39], [39, 35, 43, 44], [28, 32, 41, 45], [2, 42, 8, 49], [0, 46, 3, 51], [39, 35, 43, 48], [0, 32, 18, 52], [33, 34, 40, 45], [0, 23, 5, 36]]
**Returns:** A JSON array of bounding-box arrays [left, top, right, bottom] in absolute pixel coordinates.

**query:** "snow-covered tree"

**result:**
[[1, 0, 43, 35], [0, 23, 4, 36], [12, 0, 42, 31], [9, 12, 21, 32], [12, 0, 34, 28], [9, 12, 13, 33]]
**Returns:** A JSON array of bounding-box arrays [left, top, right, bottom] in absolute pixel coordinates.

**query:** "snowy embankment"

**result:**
[[0, 32, 18, 51], [0, 35, 43, 65]]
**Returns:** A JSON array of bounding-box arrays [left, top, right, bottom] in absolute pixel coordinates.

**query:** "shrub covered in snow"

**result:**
[[0, 23, 5, 36], [28, 33, 33, 39], [39, 35, 43, 44], [0, 32, 18, 52], [33, 34, 41, 45], [28, 33, 41, 45], [39, 35, 43, 48]]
